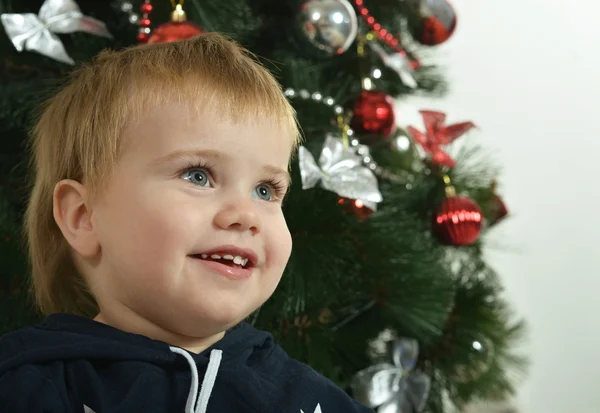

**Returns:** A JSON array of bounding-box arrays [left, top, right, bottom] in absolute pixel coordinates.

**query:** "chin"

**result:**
[[182, 302, 255, 333]]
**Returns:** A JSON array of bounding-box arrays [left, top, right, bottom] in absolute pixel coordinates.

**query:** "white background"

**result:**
[[393, 1, 600, 412]]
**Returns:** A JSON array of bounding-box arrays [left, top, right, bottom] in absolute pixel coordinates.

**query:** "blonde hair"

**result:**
[[24, 32, 300, 317]]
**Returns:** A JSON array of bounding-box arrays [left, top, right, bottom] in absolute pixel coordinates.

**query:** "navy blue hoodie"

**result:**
[[0, 313, 373, 413]]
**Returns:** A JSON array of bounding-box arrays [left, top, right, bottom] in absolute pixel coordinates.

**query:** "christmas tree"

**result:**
[[0, 0, 526, 412]]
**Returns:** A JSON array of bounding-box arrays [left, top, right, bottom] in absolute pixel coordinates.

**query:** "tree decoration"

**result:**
[[145, 0, 203, 44], [367, 36, 417, 89], [351, 337, 431, 413], [407, 110, 475, 168], [453, 335, 495, 383], [407, 0, 457, 46], [349, 90, 396, 138], [387, 128, 418, 170], [298, 134, 383, 207], [337, 197, 375, 218], [135, 0, 154, 42], [432, 175, 482, 246], [1, 0, 112, 65], [353, 0, 419, 67], [116, 0, 152, 29], [283, 87, 345, 116], [298, 0, 358, 55], [390, 128, 415, 154]]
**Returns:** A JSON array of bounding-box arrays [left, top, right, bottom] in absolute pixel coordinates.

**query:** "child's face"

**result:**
[[89, 101, 293, 338]]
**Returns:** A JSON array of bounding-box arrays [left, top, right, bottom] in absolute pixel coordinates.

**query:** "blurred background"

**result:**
[[399, 1, 600, 412]]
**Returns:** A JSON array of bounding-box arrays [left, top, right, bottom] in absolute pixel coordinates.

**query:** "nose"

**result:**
[[213, 199, 260, 235]]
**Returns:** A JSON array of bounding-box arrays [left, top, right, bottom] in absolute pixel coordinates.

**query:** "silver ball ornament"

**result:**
[[392, 130, 413, 153], [390, 128, 418, 170], [299, 0, 358, 55], [453, 335, 495, 383]]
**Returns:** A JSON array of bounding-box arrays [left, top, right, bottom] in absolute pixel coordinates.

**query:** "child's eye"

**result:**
[[180, 168, 211, 187], [252, 184, 272, 201]]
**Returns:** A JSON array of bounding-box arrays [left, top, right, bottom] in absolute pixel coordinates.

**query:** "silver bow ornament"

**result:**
[[351, 338, 431, 413], [298, 134, 382, 209], [368, 41, 417, 89], [1, 0, 113, 65]]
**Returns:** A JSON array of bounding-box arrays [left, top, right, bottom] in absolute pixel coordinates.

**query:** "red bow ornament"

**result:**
[[407, 110, 476, 168]]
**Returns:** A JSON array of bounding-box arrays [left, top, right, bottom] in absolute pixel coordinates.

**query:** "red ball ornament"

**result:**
[[147, 4, 203, 44], [349, 90, 396, 138], [433, 196, 482, 245], [148, 21, 203, 44], [338, 197, 374, 219], [409, 0, 457, 46]]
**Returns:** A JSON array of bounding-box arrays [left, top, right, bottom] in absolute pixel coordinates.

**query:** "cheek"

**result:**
[[96, 185, 198, 260], [265, 213, 292, 271]]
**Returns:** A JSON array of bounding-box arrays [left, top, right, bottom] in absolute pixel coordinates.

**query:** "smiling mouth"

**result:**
[[190, 253, 251, 269]]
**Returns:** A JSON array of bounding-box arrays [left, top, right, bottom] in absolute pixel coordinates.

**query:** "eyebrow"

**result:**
[[154, 149, 223, 165], [263, 164, 292, 187], [155, 149, 291, 186]]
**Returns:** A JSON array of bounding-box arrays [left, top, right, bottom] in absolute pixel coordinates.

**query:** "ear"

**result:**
[[53, 179, 100, 259]]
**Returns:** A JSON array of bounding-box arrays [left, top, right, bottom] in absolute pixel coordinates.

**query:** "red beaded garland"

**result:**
[[353, 0, 420, 69], [140, 3, 153, 14], [137, 0, 153, 43]]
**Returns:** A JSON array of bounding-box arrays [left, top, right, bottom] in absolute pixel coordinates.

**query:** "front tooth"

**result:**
[[223, 254, 234, 260], [201, 254, 208, 259], [211, 254, 221, 259], [233, 256, 243, 265], [241, 258, 248, 266]]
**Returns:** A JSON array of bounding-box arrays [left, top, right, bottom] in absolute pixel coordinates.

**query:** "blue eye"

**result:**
[[181, 168, 210, 187], [252, 184, 272, 201]]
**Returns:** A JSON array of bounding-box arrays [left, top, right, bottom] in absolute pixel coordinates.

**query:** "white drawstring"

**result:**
[[170, 346, 223, 413], [196, 349, 222, 413]]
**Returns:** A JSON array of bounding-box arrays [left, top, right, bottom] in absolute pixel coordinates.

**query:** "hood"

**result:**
[[0, 313, 275, 413], [0, 313, 273, 370]]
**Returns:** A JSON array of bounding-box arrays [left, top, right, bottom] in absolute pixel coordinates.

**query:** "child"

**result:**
[[0, 33, 373, 413]]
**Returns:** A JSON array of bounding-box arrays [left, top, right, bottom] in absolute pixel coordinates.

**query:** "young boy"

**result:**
[[0, 33, 373, 413]]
